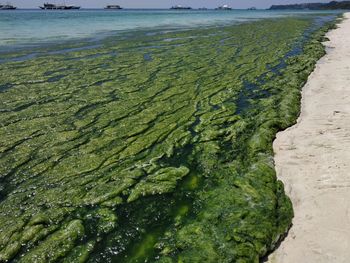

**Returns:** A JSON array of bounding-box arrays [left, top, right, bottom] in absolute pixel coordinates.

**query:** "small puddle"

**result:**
[[143, 53, 152, 61], [0, 83, 14, 92], [47, 74, 66, 83]]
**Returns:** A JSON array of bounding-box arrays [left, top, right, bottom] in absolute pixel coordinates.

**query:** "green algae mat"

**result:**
[[0, 15, 338, 263]]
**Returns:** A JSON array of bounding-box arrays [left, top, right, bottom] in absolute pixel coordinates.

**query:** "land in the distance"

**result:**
[[270, 1, 350, 10]]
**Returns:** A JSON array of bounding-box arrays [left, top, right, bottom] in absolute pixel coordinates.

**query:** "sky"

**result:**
[[11, 0, 330, 9]]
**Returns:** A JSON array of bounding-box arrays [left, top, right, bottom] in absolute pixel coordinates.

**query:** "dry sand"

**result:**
[[268, 12, 350, 263]]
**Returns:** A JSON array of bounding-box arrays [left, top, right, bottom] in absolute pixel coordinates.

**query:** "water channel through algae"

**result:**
[[0, 14, 338, 263]]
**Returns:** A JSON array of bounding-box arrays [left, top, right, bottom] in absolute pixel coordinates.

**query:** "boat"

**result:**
[[39, 3, 80, 10], [105, 5, 122, 9], [40, 3, 56, 9], [198, 7, 208, 10], [0, 3, 17, 10], [247, 7, 257, 10], [170, 5, 192, 10], [216, 4, 232, 10]]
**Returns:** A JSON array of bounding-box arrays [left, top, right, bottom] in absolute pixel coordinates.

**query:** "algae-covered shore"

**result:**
[[0, 14, 338, 262]]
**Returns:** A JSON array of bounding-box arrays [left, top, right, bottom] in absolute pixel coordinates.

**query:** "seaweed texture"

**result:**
[[0, 15, 337, 262]]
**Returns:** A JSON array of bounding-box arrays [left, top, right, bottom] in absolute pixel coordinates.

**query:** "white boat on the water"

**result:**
[[39, 2, 80, 10], [0, 3, 17, 10], [216, 4, 232, 10], [170, 5, 192, 10]]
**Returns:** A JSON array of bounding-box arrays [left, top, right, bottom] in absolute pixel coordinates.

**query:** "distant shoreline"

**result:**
[[270, 0, 350, 10]]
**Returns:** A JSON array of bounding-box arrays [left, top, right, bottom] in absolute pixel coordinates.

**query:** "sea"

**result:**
[[0, 9, 341, 51]]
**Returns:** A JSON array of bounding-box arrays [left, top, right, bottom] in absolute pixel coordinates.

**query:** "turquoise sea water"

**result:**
[[0, 9, 341, 50]]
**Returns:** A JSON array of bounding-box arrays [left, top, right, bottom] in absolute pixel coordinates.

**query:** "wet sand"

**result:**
[[268, 12, 350, 263]]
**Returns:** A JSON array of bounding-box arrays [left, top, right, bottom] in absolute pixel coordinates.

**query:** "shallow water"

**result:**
[[0, 10, 339, 263], [0, 9, 341, 50]]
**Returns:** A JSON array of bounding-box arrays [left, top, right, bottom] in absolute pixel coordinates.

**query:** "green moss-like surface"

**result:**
[[0, 15, 338, 262]]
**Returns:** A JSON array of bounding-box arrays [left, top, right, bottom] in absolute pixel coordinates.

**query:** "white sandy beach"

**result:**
[[268, 12, 350, 263]]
